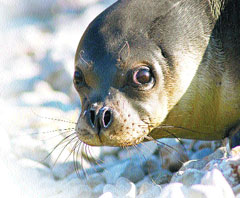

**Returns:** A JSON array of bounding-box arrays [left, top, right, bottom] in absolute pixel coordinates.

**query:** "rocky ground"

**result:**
[[1, 1, 240, 198]]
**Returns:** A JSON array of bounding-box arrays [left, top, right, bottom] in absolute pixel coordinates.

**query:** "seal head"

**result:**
[[74, 0, 240, 146]]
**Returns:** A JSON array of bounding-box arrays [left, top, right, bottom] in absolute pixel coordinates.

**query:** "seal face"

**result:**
[[74, 0, 240, 146]]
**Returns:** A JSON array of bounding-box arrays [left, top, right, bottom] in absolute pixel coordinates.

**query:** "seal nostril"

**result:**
[[90, 109, 96, 127], [102, 109, 112, 128]]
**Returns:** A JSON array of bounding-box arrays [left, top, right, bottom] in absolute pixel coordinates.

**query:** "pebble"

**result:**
[[142, 155, 162, 174], [149, 169, 173, 185], [233, 183, 240, 195], [87, 173, 106, 188], [104, 160, 145, 184], [51, 184, 93, 198], [157, 138, 188, 172], [52, 161, 77, 179], [93, 183, 105, 197], [187, 184, 228, 198], [171, 168, 206, 186], [99, 192, 114, 198], [201, 169, 235, 198], [159, 183, 186, 198], [103, 177, 136, 198], [190, 147, 213, 160], [11, 136, 52, 166], [137, 183, 161, 198]]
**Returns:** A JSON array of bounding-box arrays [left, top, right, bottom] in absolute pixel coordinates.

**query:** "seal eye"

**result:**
[[73, 70, 85, 88], [133, 67, 153, 85]]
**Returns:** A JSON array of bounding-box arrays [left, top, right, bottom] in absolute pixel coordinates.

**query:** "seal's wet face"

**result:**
[[74, 35, 169, 146], [74, 0, 240, 146]]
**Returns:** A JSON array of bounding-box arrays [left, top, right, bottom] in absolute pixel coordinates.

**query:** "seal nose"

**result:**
[[87, 106, 113, 131], [99, 107, 113, 129]]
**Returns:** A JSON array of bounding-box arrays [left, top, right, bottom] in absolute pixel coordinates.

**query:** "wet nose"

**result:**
[[87, 106, 113, 131]]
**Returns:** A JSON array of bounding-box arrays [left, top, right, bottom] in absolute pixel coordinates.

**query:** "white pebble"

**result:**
[[52, 161, 76, 179], [137, 184, 161, 198], [103, 177, 136, 198], [93, 183, 105, 197], [159, 183, 186, 198], [116, 177, 136, 198], [103, 184, 118, 195], [188, 184, 226, 198], [99, 192, 114, 198], [201, 169, 234, 198]]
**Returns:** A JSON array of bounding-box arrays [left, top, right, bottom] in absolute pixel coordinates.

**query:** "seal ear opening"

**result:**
[[159, 46, 168, 59]]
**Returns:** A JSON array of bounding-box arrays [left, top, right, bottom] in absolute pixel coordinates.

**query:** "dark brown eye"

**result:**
[[74, 70, 85, 87], [133, 67, 153, 85]]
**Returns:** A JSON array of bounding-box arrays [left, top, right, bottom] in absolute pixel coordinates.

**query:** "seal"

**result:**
[[73, 0, 240, 147]]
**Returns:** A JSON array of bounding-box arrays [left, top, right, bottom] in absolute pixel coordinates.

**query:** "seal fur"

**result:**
[[74, 0, 240, 147]]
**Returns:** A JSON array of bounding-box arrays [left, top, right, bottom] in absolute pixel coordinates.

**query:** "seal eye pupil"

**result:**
[[134, 68, 152, 85]]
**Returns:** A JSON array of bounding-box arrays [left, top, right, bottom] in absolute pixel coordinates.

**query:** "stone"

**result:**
[[86, 173, 106, 188], [142, 155, 162, 174], [102, 177, 137, 198], [149, 169, 173, 185], [138, 182, 156, 195], [190, 148, 213, 160], [157, 138, 188, 172], [93, 183, 105, 197], [104, 160, 145, 184], [53, 184, 93, 198], [158, 183, 187, 198], [137, 183, 161, 198], [116, 177, 136, 198], [233, 184, 240, 195], [179, 159, 208, 171], [52, 161, 77, 179], [230, 146, 240, 157], [205, 155, 240, 187], [187, 184, 226, 198], [171, 169, 206, 186], [201, 169, 234, 198], [99, 192, 114, 198]]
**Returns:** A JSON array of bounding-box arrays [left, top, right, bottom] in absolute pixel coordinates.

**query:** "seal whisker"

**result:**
[[156, 125, 212, 135], [145, 135, 186, 163], [137, 143, 159, 185], [133, 144, 147, 162], [85, 146, 107, 177], [43, 133, 78, 162], [73, 141, 84, 179], [62, 139, 81, 163], [37, 130, 77, 142], [162, 129, 187, 152], [52, 136, 79, 167], [87, 145, 105, 165], [31, 109, 77, 125], [71, 141, 81, 178], [15, 128, 76, 139], [141, 121, 213, 135]]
